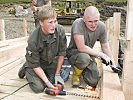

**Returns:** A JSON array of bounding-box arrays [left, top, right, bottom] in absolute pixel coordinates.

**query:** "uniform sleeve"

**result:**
[[25, 42, 40, 68], [58, 27, 67, 56], [72, 19, 84, 35], [99, 23, 108, 44]]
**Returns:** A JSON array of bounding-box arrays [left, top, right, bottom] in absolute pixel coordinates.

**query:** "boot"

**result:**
[[72, 66, 83, 88], [18, 63, 27, 79]]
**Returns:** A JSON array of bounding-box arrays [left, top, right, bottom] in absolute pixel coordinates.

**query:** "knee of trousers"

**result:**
[[29, 82, 46, 93], [25, 70, 46, 93], [75, 53, 92, 69]]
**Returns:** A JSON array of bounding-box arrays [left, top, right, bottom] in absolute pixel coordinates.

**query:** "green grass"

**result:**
[[105, 0, 127, 2], [0, 0, 127, 3], [0, 0, 31, 3]]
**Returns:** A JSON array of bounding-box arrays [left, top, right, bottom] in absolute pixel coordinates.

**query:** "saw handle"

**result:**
[[54, 84, 63, 90], [45, 84, 66, 96], [110, 60, 122, 75], [45, 88, 66, 96]]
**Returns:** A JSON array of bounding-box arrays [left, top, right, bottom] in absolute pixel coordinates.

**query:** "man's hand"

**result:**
[[98, 52, 111, 66], [32, 0, 37, 6], [31, 6, 38, 12], [110, 60, 122, 75], [55, 74, 64, 85], [46, 81, 57, 89]]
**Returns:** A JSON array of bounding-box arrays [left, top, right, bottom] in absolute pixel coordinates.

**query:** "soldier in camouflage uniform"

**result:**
[[18, 6, 67, 93], [67, 6, 116, 88]]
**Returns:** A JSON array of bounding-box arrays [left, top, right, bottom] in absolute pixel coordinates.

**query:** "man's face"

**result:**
[[40, 18, 57, 34], [84, 15, 99, 31]]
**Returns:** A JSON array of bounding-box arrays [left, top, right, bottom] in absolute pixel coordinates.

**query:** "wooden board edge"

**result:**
[[101, 64, 125, 100]]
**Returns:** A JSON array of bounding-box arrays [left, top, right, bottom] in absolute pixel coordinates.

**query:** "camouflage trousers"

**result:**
[[25, 62, 57, 93], [68, 52, 100, 87]]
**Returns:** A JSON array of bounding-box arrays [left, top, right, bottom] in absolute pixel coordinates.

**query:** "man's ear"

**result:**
[[83, 16, 85, 22], [39, 20, 43, 26]]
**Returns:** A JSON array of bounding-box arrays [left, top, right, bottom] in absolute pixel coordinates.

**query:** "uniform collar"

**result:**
[[40, 27, 57, 43]]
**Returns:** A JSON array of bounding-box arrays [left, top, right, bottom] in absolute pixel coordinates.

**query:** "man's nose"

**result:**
[[53, 23, 56, 28], [53, 22, 57, 28], [91, 22, 96, 27]]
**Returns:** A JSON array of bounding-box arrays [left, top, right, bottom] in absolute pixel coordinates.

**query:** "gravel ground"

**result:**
[[0, 3, 71, 40], [2, 18, 71, 40], [3, 18, 35, 39]]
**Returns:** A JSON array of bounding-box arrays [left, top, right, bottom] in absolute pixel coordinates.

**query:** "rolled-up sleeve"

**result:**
[[25, 42, 40, 68]]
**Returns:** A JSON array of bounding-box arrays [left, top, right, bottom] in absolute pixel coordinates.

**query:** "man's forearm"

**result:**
[[73, 34, 99, 57], [78, 45, 99, 57], [33, 67, 49, 83], [101, 43, 115, 65], [56, 56, 64, 75]]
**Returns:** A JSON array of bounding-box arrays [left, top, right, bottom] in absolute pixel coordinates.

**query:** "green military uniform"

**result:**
[[25, 24, 67, 93], [66, 18, 107, 87]]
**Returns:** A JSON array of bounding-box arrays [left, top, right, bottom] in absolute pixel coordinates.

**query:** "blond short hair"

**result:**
[[38, 6, 57, 21], [84, 6, 100, 17]]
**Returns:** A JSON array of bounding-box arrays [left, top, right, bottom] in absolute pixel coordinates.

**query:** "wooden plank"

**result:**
[[125, 0, 133, 40], [0, 57, 22, 68], [93, 42, 119, 100], [0, 36, 28, 46], [122, 0, 133, 100], [0, 57, 25, 76], [23, 19, 28, 37], [0, 19, 5, 41], [123, 51, 133, 99], [105, 13, 121, 65], [0, 37, 27, 64], [113, 13, 121, 39], [1, 94, 40, 100], [101, 64, 125, 100], [112, 13, 121, 65], [0, 43, 27, 64], [105, 17, 113, 44], [122, 79, 133, 100], [4, 18, 34, 23], [0, 42, 8, 48], [93, 31, 125, 100]]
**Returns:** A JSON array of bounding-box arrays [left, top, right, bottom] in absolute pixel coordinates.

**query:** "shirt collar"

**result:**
[[40, 27, 57, 42]]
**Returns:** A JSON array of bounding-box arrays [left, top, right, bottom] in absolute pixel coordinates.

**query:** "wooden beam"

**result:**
[[3, 18, 34, 23], [0, 42, 8, 48], [101, 64, 125, 100], [0, 19, 5, 41], [0, 37, 27, 68], [112, 13, 121, 65], [122, 0, 133, 100], [94, 42, 125, 100], [105, 13, 121, 65], [23, 19, 28, 37], [0, 57, 25, 76], [0, 36, 28, 47], [0, 43, 27, 67], [125, 0, 133, 41], [105, 17, 113, 44]]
